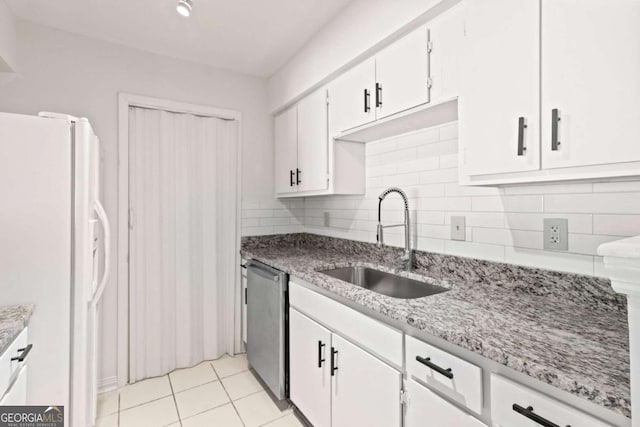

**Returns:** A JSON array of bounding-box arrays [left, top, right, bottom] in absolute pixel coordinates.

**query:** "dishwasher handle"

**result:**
[[247, 261, 281, 282]]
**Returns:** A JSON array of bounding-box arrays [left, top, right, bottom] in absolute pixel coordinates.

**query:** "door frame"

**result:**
[[117, 93, 243, 387]]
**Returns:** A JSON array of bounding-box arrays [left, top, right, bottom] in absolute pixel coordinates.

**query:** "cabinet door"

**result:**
[[375, 26, 430, 119], [297, 89, 329, 193], [541, 0, 640, 169], [459, 0, 540, 176], [289, 309, 331, 427], [274, 106, 298, 195], [0, 366, 28, 406], [331, 334, 402, 427], [405, 380, 486, 427], [329, 58, 376, 134], [428, 3, 465, 103]]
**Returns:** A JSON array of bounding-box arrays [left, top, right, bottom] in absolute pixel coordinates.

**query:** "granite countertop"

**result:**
[[0, 305, 34, 355], [241, 233, 630, 419]]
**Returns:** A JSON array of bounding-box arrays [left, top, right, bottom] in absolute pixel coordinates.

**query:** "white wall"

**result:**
[[267, 0, 459, 112], [0, 21, 273, 386], [0, 0, 17, 71], [301, 123, 640, 277]]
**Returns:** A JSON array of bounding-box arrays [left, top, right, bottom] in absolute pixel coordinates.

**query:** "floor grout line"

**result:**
[[102, 355, 293, 427], [211, 360, 247, 427], [166, 374, 182, 427]]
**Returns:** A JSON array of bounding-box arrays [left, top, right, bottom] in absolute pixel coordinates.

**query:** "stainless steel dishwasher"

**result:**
[[246, 260, 289, 400]]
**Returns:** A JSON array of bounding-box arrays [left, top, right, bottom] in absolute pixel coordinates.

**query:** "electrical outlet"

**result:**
[[451, 216, 466, 241], [323, 212, 330, 227], [544, 218, 568, 251]]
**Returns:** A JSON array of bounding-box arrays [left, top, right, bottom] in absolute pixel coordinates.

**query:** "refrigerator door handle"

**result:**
[[91, 199, 111, 305]]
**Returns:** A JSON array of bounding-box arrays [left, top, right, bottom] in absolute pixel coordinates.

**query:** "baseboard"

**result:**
[[98, 376, 119, 393]]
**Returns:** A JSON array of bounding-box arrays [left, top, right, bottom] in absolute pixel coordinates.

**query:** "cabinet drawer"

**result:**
[[289, 281, 403, 366], [491, 374, 612, 427], [406, 335, 482, 414], [0, 327, 29, 399], [406, 379, 486, 427]]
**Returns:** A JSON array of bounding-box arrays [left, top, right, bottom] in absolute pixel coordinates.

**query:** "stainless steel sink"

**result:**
[[319, 266, 449, 299]]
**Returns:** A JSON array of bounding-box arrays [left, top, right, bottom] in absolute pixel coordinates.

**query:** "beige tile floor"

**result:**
[[96, 354, 304, 427]]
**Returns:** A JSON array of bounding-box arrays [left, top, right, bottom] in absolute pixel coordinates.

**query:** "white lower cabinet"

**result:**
[[288, 281, 611, 427], [405, 379, 485, 427], [331, 334, 402, 427], [491, 375, 612, 427], [289, 309, 332, 427], [0, 366, 27, 405], [0, 327, 30, 405], [289, 308, 401, 427]]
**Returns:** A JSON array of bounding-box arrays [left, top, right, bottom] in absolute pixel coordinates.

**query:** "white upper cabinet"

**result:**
[[460, 0, 640, 185], [375, 26, 431, 120], [274, 105, 298, 195], [330, 58, 376, 134], [428, 3, 465, 104], [274, 88, 365, 198], [297, 89, 329, 193], [459, 0, 541, 177], [541, 0, 640, 170]]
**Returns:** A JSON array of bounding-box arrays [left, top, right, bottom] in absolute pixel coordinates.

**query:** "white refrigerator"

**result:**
[[0, 111, 111, 427]]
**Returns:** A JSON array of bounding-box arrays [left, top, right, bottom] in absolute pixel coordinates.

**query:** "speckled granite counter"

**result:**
[[0, 305, 34, 355], [241, 233, 630, 418]]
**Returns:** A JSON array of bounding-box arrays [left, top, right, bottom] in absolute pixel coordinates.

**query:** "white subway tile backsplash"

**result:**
[[242, 123, 639, 278], [504, 213, 593, 234], [472, 195, 543, 213], [503, 182, 593, 195], [593, 214, 640, 236], [568, 233, 623, 256], [545, 193, 640, 214], [445, 240, 505, 262], [445, 212, 505, 228], [438, 122, 458, 140]]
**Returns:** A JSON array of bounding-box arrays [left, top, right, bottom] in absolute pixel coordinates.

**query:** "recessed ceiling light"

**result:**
[[176, 0, 193, 17]]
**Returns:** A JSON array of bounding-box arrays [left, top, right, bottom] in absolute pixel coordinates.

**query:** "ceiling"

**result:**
[[5, 0, 353, 77]]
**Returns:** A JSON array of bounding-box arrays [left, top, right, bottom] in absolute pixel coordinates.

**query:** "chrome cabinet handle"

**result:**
[[551, 108, 561, 151], [517, 117, 528, 156], [416, 355, 453, 379]]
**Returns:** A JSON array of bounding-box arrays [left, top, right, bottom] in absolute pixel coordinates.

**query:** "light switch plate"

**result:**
[[451, 216, 466, 241], [323, 212, 330, 227], [544, 218, 568, 251]]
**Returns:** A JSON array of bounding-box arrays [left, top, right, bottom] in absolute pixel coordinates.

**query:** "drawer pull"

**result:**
[[11, 344, 33, 362], [512, 404, 571, 427], [416, 356, 453, 379]]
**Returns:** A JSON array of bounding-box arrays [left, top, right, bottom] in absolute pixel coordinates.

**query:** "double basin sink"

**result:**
[[320, 266, 448, 299]]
